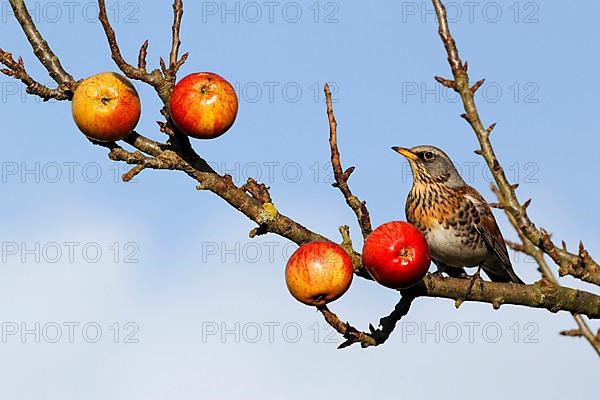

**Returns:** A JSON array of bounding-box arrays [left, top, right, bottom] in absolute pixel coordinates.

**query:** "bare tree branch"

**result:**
[[368, 291, 416, 345], [418, 275, 599, 317], [241, 178, 273, 204], [321, 269, 600, 349], [561, 317, 600, 356], [432, 0, 599, 354], [317, 291, 416, 349], [169, 0, 184, 68], [318, 305, 377, 348], [108, 147, 182, 181], [325, 84, 372, 239], [122, 132, 166, 157], [109, 130, 600, 321], [8, 0, 75, 86], [0, 49, 71, 101], [544, 232, 600, 286], [96, 0, 188, 103], [165, 0, 188, 84], [431, 0, 600, 288], [491, 186, 600, 356], [97, 0, 170, 103]]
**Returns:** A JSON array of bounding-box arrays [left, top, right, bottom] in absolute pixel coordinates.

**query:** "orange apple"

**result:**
[[285, 242, 353, 306], [71, 72, 141, 142], [168, 72, 238, 139]]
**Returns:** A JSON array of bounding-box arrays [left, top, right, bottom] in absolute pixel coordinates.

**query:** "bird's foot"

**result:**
[[454, 271, 470, 280], [435, 264, 468, 279], [432, 269, 445, 278], [464, 266, 483, 300]]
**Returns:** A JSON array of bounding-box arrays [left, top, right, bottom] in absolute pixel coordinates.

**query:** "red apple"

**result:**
[[71, 72, 141, 142], [362, 221, 431, 289], [168, 72, 238, 139], [285, 242, 353, 306]]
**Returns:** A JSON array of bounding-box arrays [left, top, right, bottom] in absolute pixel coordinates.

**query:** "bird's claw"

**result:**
[[464, 267, 483, 300]]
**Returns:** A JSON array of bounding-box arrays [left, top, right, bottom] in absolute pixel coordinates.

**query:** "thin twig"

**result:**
[[169, 0, 184, 69], [318, 305, 377, 348], [97, 0, 170, 103], [317, 291, 415, 349], [0, 49, 71, 101], [367, 292, 416, 345], [240, 177, 272, 204], [325, 84, 372, 239], [318, 292, 416, 349], [138, 40, 149, 70], [166, 0, 188, 84]]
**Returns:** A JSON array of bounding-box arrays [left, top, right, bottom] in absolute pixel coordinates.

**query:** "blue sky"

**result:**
[[1, 1, 598, 398]]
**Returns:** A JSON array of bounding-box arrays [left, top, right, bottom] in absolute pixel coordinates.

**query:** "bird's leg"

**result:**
[[464, 266, 483, 300], [447, 267, 469, 279], [431, 259, 445, 277], [432, 268, 444, 278], [435, 261, 469, 279]]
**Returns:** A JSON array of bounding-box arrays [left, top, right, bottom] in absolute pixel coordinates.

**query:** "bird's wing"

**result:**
[[462, 187, 512, 270]]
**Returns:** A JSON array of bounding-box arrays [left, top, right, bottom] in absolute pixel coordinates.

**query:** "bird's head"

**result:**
[[392, 145, 465, 187]]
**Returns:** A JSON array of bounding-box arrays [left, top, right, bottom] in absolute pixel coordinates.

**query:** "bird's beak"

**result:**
[[391, 146, 418, 161]]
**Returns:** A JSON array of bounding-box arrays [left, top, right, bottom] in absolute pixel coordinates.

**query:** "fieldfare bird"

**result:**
[[392, 145, 524, 284]]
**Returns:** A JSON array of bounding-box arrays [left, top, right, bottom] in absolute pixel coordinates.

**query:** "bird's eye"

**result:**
[[422, 151, 435, 161]]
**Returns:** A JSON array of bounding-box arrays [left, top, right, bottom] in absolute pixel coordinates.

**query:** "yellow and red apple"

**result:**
[[285, 242, 353, 306], [168, 72, 238, 139], [71, 72, 141, 142]]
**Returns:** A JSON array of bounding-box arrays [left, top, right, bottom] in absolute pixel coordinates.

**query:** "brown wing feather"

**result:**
[[462, 186, 523, 283]]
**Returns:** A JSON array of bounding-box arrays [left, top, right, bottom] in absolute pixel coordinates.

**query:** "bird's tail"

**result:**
[[483, 261, 524, 284]]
